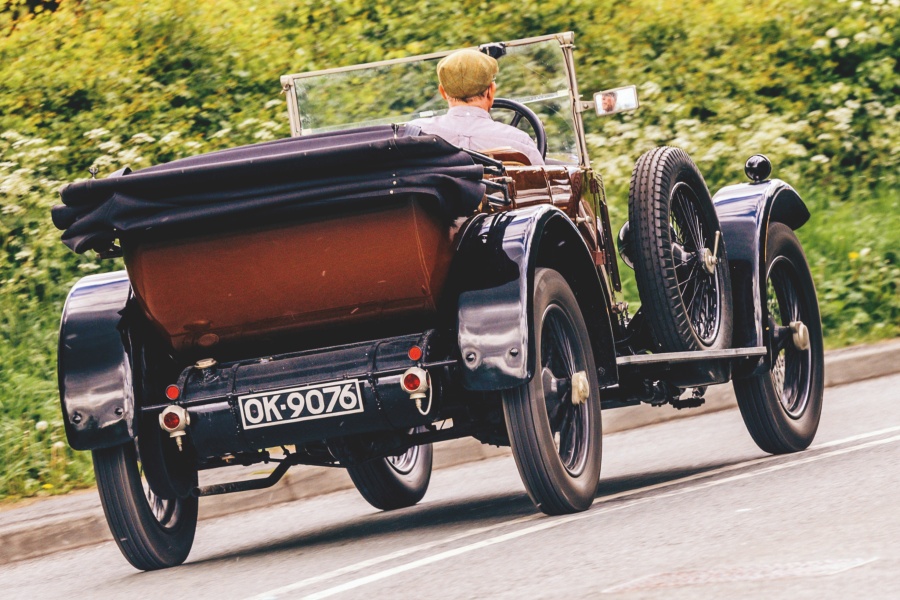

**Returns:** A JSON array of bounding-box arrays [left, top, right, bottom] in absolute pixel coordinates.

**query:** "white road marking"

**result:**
[[246, 425, 900, 600], [244, 514, 542, 600]]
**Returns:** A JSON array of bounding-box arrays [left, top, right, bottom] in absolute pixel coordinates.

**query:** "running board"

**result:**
[[616, 347, 766, 366], [615, 347, 767, 388]]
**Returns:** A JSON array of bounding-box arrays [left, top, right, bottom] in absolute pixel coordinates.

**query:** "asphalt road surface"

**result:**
[[4, 373, 900, 599]]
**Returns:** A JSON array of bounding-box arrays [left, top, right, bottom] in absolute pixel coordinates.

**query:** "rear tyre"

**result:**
[[93, 441, 198, 570], [347, 442, 433, 511], [502, 268, 602, 515], [629, 146, 733, 351], [734, 223, 824, 453]]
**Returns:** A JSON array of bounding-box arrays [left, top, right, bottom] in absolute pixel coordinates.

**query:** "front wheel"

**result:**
[[734, 223, 824, 453], [502, 268, 602, 515], [346, 442, 433, 511], [93, 441, 198, 570]]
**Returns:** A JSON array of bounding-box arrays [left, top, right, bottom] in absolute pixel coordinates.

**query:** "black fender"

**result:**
[[453, 205, 617, 391], [57, 270, 136, 450], [712, 179, 810, 367]]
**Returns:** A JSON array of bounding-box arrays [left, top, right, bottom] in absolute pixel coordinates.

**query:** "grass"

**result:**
[[799, 186, 900, 347]]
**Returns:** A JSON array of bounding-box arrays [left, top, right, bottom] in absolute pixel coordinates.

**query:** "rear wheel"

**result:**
[[502, 268, 602, 515], [347, 442, 433, 511], [629, 146, 733, 351], [734, 223, 824, 453], [93, 440, 198, 570]]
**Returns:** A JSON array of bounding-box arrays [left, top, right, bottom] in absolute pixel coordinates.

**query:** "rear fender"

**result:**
[[453, 205, 617, 391], [58, 271, 136, 450], [712, 179, 810, 368]]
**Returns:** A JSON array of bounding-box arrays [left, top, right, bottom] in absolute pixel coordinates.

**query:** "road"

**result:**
[[4, 373, 900, 599]]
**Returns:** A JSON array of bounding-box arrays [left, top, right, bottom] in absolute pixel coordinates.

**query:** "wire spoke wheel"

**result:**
[[385, 444, 420, 475], [140, 458, 182, 528], [542, 308, 589, 476], [734, 223, 824, 454], [629, 146, 733, 352], [93, 437, 198, 571], [346, 433, 433, 511], [502, 268, 602, 515], [670, 182, 722, 344]]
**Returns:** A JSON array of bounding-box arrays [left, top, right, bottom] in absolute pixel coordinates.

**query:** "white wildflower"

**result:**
[[836, 38, 850, 48], [84, 128, 111, 140], [211, 128, 232, 139], [826, 106, 854, 130], [812, 39, 829, 50], [811, 154, 830, 163], [159, 132, 181, 144], [90, 155, 115, 170], [98, 140, 122, 153], [825, 27, 840, 38], [183, 141, 203, 150], [1, 130, 24, 141], [35, 421, 49, 432], [264, 99, 283, 109], [639, 81, 662, 98], [116, 147, 144, 165], [130, 133, 156, 144]]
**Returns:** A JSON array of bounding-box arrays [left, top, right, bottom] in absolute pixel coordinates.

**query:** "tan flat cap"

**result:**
[[437, 49, 498, 99]]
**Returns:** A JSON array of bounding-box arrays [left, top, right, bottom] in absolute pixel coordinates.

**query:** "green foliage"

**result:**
[[800, 187, 900, 346], [0, 0, 898, 500]]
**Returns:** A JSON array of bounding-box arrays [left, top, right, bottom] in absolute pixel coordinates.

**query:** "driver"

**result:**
[[410, 49, 544, 166]]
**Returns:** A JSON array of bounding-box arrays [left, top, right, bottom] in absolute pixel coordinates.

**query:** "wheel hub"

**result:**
[[699, 247, 718, 274], [790, 320, 810, 351], [570, 371, 590, 405]]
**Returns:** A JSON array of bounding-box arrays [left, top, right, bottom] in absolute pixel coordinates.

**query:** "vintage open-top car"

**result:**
[[52, 32, 824, 570]]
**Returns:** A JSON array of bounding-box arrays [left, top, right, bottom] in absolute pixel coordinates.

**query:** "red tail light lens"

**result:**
[[403, 373, 421, 391], [408, 346, 423, 361], [162, 412, 181, 430], [165, 385, 180, 401]]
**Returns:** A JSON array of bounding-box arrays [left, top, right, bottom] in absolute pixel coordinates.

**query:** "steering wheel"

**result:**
[[491, 97, 547, 159]]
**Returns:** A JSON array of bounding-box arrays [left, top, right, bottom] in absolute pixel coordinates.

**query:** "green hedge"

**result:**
[[0, 0, 897, 500]]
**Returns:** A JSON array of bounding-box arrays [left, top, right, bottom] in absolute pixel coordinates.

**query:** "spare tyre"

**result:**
[[628, 146, 733, 352]]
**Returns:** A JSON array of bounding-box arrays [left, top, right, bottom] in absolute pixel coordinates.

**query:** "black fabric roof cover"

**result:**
[[52, 125, 486, 254]]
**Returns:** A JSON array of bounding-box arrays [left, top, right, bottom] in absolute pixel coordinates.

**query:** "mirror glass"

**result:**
[[593, 85, 639, 116]]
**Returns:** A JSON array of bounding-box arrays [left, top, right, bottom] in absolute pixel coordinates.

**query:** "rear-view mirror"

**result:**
[[594, 85, 639, 116]]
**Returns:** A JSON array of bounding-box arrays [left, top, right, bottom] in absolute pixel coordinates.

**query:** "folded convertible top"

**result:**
[[52, 125, 486, 254]]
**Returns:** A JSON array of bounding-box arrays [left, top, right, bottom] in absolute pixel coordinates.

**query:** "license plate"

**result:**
[[238, 378, 364, 430]]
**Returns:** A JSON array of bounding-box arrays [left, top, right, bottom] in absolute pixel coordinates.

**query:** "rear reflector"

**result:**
[[165, 385, 180, 401], [408, 346, 423, 361]]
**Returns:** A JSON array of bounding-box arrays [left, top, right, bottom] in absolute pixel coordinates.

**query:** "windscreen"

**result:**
[[288, 39, 579, 164]]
